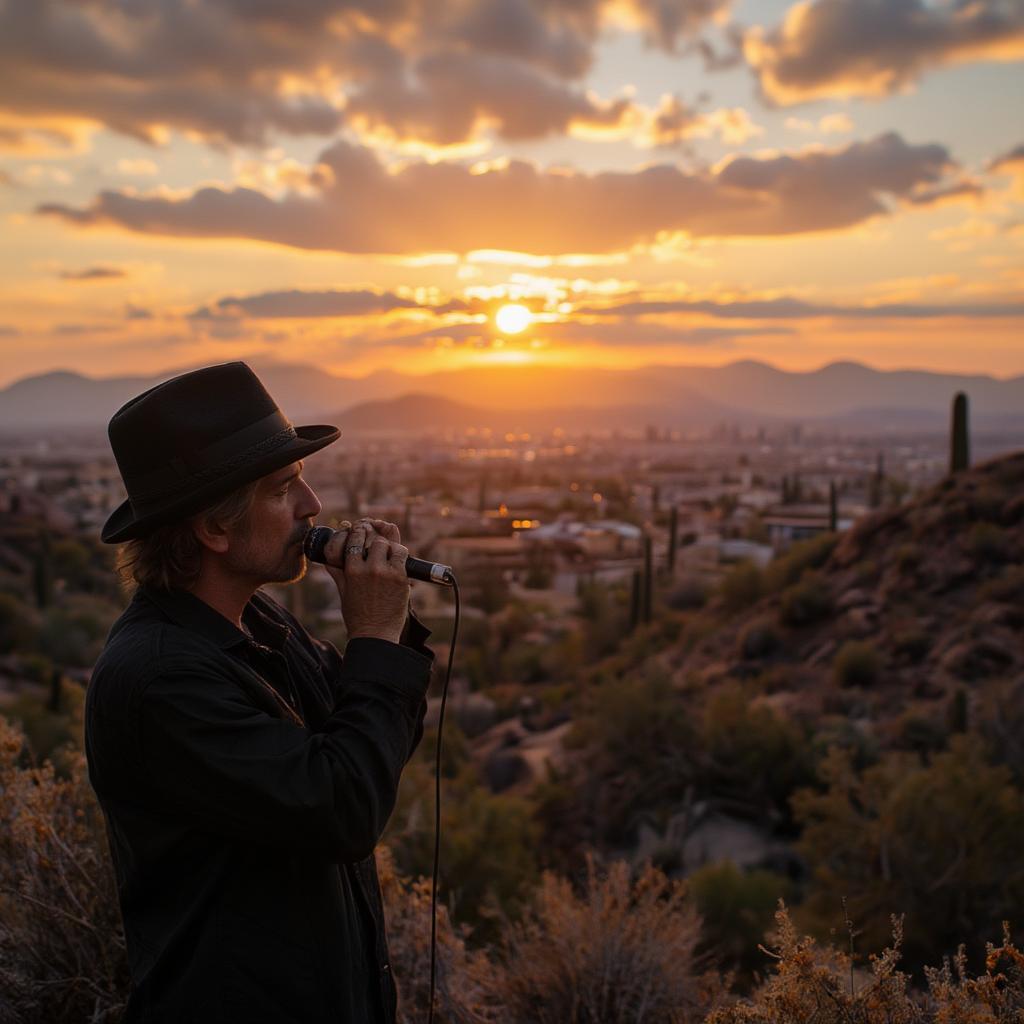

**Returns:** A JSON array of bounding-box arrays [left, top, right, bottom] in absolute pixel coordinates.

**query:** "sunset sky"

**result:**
[[1, 0, 1022, 389]]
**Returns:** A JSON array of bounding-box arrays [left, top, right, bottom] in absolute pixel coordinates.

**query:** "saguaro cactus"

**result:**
[[642, 533, 653, 623], [629, 569, 642, 631], [668, 506, 679, 575], [950, 391, 970, 473]]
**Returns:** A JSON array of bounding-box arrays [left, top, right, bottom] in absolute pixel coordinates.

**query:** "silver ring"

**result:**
[[345, 545, 364, 555]]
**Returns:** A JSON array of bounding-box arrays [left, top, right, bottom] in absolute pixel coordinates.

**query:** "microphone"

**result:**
[[303, 525, 455, 587]]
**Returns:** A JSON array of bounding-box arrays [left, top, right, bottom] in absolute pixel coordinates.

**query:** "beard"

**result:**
[[225, 524, 310, 587]]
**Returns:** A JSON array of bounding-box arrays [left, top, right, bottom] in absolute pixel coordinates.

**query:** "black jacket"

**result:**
[[84, 584, 433, 1023]]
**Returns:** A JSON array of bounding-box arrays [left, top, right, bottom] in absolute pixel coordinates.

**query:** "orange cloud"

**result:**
[[38, 132, 963, 254]]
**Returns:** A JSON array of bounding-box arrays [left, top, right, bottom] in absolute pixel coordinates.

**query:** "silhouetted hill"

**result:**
[[3, 358, 1024, 432]]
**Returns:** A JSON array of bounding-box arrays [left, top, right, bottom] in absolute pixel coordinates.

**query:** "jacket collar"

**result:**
[[139, 585, 289, 652]]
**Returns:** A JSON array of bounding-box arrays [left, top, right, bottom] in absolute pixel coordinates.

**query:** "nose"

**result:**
[[296, 478, 322, 521]]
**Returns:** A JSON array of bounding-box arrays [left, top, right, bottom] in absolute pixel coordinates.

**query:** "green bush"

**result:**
[[967, 521, 1009, 562], [892, 628, 931, 664], [779, 573, 832, 627], [699, 686, 815, 814], [0, 593, 39, 654], [666, 577, 709, 610], [763, 534, 838, 592], [833, 641, 881, 688], [737, 618, 781, 660], [792, 737, 1024, 971], [687, 861, 794, 981], [720, 562, 764, 613]]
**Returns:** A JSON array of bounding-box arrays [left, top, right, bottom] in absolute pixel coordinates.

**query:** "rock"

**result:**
[[483, 750, 531, 793], [940, 638, 1016, 681], [836, 587, 871, 611], [451, 693, 499, 738]]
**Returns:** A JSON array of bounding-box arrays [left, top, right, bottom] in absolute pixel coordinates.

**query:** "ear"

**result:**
[[191, 513, 231, 554]]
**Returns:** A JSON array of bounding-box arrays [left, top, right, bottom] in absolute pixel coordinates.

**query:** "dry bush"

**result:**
[[481, 854, 717, 1024], [707, 904, 1024, 1024], [377, 844, 499, 1024], [0, 716, 129, 1024]]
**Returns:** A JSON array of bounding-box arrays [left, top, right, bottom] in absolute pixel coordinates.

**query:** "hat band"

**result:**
[[129, 410, 298, 506]]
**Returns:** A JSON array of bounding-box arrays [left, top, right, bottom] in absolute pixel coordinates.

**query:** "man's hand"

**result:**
[[320, 519, 410, 644]]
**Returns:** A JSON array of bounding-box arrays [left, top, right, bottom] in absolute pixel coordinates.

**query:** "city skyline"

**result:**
[[1, 0, 1022, 389]]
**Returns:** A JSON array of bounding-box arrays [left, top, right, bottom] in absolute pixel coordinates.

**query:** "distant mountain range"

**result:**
[[1, 358, 1023, 434]]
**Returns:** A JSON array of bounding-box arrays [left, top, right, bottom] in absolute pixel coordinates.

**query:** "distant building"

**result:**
[[761, 503, 858, 552]]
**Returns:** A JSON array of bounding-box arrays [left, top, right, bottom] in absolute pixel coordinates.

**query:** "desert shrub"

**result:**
[[763, 534, 837, 593], [0, 593, 39, 654], [894, 543, 922, 573], [978, 563, 1024, 604], [738, 618, 780, 660], [482, 855, 710, 1024], [967, 521, 1009, 562], [707, 905, 1024, 1024], [385, 733, 540, 941], [892, 628, 931, 664], [4, 682, 85, 767], [667, 577, 710, 611], [37, 594, 121, 667], [0, 716, 129, 1023], [568, 668, 695, 842], [721, 562, 764, 614], [792, 738, 1024, 971], [894, 712, 947, 755], [833, 641, 881, 688], [779, 574, 832, 628], [687, 861, 794, 982], [699, 687, 814, 815], [376, 846, 496, 1024]]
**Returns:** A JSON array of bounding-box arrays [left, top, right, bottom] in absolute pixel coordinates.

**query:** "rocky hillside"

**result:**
[[671, 450, 1024, 746]]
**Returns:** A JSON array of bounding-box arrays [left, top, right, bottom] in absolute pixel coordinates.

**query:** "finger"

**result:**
[[322, 526, 352, 568], [388, 543, 409, 569], [363, 534, 391, 570], [367, 519, 401, 543], [342, 522, 369, 568]]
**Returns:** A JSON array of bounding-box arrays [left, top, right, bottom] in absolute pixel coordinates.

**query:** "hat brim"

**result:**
[[101, 423, 340, 544]]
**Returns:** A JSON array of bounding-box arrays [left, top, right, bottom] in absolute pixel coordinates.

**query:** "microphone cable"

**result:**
[[427, 577, 459, 1024]]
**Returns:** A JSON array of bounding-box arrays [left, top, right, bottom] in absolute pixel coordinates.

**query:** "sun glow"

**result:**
[[494, 303, 533, 334]]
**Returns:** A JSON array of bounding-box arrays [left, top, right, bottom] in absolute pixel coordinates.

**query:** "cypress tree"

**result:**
[[950, 392, 970, 473]]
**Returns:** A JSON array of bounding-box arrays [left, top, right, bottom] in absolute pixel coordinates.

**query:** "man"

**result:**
[[85, 361, 433, 1023]]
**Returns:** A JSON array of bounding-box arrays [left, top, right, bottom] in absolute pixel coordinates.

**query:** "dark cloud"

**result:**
[[0, 325, 21, 337], [746, 0, 1024, 105], [192, 288, 424, 319], [59, 265, 126, 281], [53, 323, 118, 335], [37, 132, 959, 254], [125, 304, 153, 319], [573, 296, 1024, 319], [0, 0, 723, 147], [347, 50, 632, 144]]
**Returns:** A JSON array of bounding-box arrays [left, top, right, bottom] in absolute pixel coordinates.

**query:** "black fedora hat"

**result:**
[[101, 361, 340, 544]]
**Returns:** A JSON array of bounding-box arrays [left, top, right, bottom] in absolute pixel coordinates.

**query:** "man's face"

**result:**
[[224, 460, 322, 586]]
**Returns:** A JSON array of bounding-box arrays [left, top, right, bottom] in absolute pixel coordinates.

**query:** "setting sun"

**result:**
[[494, 303, 533, 334]]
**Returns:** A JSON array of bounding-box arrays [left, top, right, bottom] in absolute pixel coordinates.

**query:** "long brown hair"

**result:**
[[115, 478, 260, 593]]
